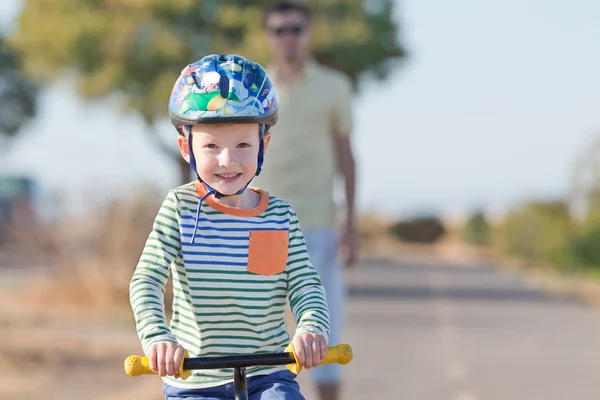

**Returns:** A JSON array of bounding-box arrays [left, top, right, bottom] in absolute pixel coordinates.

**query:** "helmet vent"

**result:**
[[243, 71, 256, 88], [219, 75, 230, 98], [191, 71, 203, 90]]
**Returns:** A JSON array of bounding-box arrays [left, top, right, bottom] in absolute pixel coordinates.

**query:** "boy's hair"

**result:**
[[177, 125, 228, 136], [262, 1, 312, 27]]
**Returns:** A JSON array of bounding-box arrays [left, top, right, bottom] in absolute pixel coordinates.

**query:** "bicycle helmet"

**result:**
[[169, 54, 279, 185], [168, 54, 280, 243]]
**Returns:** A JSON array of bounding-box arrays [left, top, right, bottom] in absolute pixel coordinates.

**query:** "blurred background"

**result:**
[[1, 0, 600, 399]]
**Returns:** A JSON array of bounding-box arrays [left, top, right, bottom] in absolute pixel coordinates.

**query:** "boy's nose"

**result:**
[[218, 149, 236, 167]]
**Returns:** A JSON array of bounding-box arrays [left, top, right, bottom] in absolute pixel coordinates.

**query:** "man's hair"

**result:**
[[262, 1, 312, 27]]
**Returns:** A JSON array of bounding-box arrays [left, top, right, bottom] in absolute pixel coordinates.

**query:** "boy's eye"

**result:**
[[238, 143, 250, 148], [206, 144, 218, 149]]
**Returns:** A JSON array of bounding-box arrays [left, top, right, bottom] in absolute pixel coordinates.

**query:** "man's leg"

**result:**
[[303, 230, 347, 400]]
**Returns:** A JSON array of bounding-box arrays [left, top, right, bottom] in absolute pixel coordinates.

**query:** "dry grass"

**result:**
[[0, 186, 171, 400], [17, 185, 167, 314], [355, 212, 410, 257]]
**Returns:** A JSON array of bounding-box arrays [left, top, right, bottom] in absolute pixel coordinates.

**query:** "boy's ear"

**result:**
[[263, 132, 272, 155], [177, 135, 191, 163]]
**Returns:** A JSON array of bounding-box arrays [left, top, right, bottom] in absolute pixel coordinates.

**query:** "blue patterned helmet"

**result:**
[[169, 54, 279, 130]]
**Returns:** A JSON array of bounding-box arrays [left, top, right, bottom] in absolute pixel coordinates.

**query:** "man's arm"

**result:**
[[334, 132, 358, 266], [334, 134, 356, 232], [331, 73, 358, 266]]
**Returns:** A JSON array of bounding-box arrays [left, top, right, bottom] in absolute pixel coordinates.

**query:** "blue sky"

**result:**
[[2, 0, 600, 220]]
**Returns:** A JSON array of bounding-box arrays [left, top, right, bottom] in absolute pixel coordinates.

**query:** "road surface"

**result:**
[[297, 254, 600, 400]]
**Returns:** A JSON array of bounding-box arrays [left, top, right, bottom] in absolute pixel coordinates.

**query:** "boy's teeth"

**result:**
[[220, 173, 238, 178]]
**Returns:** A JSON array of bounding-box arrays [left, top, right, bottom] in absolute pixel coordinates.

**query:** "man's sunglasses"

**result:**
[[268, 24, 307, 37]]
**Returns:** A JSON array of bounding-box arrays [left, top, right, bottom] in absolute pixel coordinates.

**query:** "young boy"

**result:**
[[129, 54, 330, 399]]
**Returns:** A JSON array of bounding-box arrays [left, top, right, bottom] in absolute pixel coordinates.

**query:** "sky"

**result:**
[[1, 0, 600, 221]]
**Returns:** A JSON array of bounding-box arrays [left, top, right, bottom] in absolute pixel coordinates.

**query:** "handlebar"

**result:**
[[124, 343, 353, 380]]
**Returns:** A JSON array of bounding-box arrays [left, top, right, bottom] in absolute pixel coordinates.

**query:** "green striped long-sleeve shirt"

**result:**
[[129, 182, 330, 389]]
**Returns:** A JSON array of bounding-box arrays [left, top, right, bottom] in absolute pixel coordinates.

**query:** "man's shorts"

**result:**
[[303, 229, 347, 384]]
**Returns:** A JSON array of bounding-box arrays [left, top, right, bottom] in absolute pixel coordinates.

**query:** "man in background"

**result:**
[[255, 2, 358, 399]]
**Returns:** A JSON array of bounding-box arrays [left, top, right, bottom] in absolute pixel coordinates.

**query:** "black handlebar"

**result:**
[[183, 352, 296, 370]]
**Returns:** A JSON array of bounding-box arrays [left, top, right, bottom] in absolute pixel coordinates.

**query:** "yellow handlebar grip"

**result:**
[[124, 349, 190, 380], [124, 355, 154, 377], [285, 343, 353, 374], [321, 343, 353, 366]]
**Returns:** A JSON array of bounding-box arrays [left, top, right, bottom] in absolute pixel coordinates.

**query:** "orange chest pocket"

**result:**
[[247, 230, 289, 276]]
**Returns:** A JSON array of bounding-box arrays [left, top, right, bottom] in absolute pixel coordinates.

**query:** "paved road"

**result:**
[[3, 251, 600, 399], [297, 254, 600, 400]]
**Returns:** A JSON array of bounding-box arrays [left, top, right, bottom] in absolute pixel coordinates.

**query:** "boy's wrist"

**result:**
[[144, 338, 178, 354], [294, 327, 328, 339]]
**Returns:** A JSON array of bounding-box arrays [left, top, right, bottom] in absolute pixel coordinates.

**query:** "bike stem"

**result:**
[[234, 367, 248, 400]]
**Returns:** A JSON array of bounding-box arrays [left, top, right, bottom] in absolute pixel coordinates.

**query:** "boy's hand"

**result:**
[[292, 333, 328, 369], [147, 341, 185, 378]]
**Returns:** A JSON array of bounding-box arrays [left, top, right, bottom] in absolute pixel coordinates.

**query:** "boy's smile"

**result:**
[[214, 172, 243, 184]]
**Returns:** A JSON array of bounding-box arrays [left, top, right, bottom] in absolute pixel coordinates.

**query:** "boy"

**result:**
[[129, 54, 330, 399]]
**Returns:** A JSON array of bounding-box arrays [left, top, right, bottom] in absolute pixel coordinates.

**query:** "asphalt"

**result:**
[[296, 254, 600, 400]]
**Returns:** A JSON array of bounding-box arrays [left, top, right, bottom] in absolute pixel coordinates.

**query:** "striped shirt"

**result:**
[[129, 182, 330, 389]]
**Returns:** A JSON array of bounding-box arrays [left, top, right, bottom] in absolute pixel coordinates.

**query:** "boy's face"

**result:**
[[178, 124, 271, 196]]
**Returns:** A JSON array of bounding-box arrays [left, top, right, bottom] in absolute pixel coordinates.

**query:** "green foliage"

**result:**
[[10, 0, 406, 126], [488, 137, 600, 276], [499, 201, 572, 268], [564, 197, 600, 270], [463, 210, 491, 246], [567, 226, 600, 270], [0, 36, 36, 139]]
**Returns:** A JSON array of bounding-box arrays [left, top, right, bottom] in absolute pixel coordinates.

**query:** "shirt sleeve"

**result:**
[[286, 208, 331, 339], [129, 190, 181, 353]]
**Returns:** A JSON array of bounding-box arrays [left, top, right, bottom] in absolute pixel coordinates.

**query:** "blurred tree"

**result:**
[[500, 201, 572, 268], [9, 0, 406, 183], [571, 136, 600, 223], [0, 36, 36, 155], [389, 216, 446, 244], [463, 210, 491, 246], [566, 136, 600, 270]]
